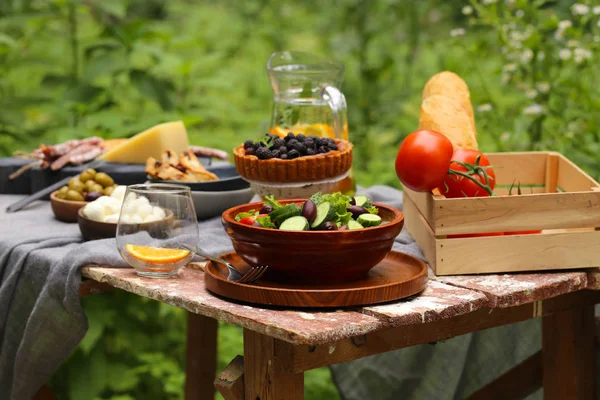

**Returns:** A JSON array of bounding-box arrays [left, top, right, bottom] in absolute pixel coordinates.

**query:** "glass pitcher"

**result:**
[[266, 51, 355, 195]]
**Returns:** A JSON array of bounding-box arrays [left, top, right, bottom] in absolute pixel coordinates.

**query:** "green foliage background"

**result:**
[[1, 0, 599, 398]]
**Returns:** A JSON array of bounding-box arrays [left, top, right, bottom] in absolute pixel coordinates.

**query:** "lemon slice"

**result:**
[[125, 244, 190, 264]]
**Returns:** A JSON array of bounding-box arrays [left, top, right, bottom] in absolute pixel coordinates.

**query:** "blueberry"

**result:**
[[304, 138, 315, 149], [285, 132, 295, 141], [327, 142, 338, 150], [278, 146, 287, 154], [244, 140, 255, 149], [306, 148, 315, 156], [288, 149, 300, 159], [256, 147, 271, 160], [318, 146, 330, 154], [245, 147, 255, 156], [273, 138, 285, 148], [280, 153, 289, 160], [287, 139, 298, 149], [294, 143, 307, 155], [271, 149, 280, 158], [296, 133, 305, 142]]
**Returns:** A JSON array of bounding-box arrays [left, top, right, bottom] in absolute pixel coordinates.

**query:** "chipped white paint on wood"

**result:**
[[435, 271, 588, 308], [362, 280, 489, 326], [81, 266, 383, 345]]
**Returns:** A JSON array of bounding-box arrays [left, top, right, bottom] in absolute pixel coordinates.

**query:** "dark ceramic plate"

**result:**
[[148, 164, 249, 192]]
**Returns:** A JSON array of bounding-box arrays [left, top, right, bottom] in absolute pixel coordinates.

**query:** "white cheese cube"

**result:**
[[111, 185, 126, 201], [103, 214, 119, 224], [152, 206, 166, 220]]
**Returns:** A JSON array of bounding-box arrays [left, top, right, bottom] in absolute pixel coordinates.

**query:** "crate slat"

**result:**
[[433, 192, 600, 235], [436, 230, 600, 275], [557, 153, 600, 192], [486, 152, 548, 186]]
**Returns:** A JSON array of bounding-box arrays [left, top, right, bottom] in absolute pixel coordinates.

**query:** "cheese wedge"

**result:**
[[100, 121, 190, 164]]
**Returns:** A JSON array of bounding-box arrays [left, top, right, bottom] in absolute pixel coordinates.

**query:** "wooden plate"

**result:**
[[203, 251, 428, 308]]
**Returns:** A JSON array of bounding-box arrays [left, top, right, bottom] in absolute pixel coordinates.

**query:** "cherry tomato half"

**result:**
[[238, 216, 256, 225], [438, 149, 496, 198], [395, 130, 454, 192]]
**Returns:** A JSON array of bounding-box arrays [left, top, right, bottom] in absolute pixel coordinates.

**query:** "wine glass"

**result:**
[[116, 183, 198, 278]]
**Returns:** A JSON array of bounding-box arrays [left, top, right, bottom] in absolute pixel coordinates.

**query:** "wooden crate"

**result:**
[[403, 151, 600, 276]]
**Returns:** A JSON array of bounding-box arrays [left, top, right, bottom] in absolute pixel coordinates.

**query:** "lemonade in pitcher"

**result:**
[[267, 51, 355, 195]]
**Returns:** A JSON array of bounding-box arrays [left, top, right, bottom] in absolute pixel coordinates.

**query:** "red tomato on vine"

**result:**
[[394, 130, 454, 192], [438, 149, 496, 198]]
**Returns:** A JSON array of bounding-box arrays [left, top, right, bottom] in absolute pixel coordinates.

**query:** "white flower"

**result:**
[[597, 20, 600, 28], [462, 6, 473, 15], [503, 63, 517, 72], [510, 31, 524, 42], [477, 103, 493, 112], [500, 131, 511, 142], [537, 82, 551, 93], [567, 40, 579, 48], [594, 6, 600, 15], [450, 28, 466, 37], [574, 48, 592, 64], [554, 30, 564, 40], [515, 9, 525, 18], [523, 104, 544, 115], [521, 48, 534, 63], [559, 48, 572, 60], [483, 0, 497, 4], [505, 0, 516, 5], [537, 51, 545, 61], [571, 3, 590, 15], [558, 20, 573, 30], [526, 89, 538, 99]]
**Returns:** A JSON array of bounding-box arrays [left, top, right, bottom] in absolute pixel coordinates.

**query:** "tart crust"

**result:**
[[233, 139, 353, 183]]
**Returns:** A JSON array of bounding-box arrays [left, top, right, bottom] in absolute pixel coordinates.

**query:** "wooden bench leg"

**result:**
[[542, 305, 596, 400], [215, 355, 245, 400], [243, 329, 304, 399], [185, 312, 218, 400]]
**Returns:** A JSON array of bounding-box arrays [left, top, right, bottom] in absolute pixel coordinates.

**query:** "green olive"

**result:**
[[68, 179, 85, 193], [103, 185, 115, 196], [91, 183, 104, 194], [79, 170, 94, 182], [58, 186, 69, 196], [84, 168, 97, 178], [85, 180, 97, 190], [94, 172, 114, 188], [66, 190, 84, 201]]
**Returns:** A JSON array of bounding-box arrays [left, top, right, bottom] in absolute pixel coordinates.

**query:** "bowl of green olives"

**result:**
[[50, 169, 118, 222]]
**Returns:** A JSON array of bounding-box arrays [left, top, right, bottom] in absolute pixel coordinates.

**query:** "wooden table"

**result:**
[[78, 265, 600, 400]]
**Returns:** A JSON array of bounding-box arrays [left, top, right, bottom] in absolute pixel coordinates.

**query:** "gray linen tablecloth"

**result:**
[[0, 194, 232, 399], [0, 186, 593, 399]]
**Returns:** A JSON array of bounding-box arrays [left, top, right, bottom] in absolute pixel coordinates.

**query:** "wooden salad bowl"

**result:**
[[221, 199, 405, 284]]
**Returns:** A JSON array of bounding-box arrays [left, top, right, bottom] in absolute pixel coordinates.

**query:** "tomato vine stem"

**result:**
[[446, 156, 495, 196]]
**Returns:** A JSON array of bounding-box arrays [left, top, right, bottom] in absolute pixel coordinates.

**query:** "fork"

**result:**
[[195, 249, 268, 284]]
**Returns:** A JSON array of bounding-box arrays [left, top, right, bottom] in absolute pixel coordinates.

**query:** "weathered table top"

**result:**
[[81, 262, 597, 346]]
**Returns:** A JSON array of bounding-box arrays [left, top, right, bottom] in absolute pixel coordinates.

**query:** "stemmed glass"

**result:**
[[116, 184, 198, 278]]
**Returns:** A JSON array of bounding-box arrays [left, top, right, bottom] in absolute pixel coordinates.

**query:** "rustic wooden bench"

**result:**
[[44, 264, 597, 400]]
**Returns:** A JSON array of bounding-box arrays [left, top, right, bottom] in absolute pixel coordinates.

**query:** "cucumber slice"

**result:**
[[279, 216, 310, 231], [353, 195, 372, 208], [357, 213, 382, 227], [347, 220, 364, 230], [270, 204, 301, 225], [310, 201, 336, 229]]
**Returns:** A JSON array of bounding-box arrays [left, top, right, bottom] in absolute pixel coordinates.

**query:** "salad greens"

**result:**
[[233, 192, 383, 231]]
